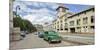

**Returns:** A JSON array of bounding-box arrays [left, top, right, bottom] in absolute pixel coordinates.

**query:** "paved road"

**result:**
[[10, 33, 80, 50]]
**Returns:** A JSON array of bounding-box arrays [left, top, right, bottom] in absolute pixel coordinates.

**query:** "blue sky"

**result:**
[[13, 1, 94, 25]]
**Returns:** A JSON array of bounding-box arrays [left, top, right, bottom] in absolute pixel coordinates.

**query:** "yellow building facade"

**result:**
[[53, 5, 95, 34]]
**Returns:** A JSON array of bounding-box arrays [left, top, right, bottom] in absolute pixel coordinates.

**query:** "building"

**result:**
[[10, 0, 14, 41], [53, 5, 95, 34], [43, 24, 54, 31], [34, 24, 44, 32]]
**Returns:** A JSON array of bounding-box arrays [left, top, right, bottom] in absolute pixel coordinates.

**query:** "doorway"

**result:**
[[70, 28, 75, 33]]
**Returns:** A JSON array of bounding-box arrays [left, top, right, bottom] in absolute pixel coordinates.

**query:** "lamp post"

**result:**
[[16, 5, 20, 17], [16, 6, 26, 31]]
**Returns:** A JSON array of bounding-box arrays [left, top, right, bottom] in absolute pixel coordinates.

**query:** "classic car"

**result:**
[[43, 31, 62, 43]]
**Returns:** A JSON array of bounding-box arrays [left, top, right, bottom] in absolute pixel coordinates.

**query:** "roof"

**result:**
[[56, 5, 69, 11], [68, 7, 94, 18]]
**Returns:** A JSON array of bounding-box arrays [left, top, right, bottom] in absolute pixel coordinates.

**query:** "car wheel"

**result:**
[[58, 41, 61, 43], [43, 38, 45, 40], [48, 40, 51, 43]]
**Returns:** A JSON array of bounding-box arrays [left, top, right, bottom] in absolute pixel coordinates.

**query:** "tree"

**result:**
[[23, 20, 37, 32], [13, 16, 37, 33]]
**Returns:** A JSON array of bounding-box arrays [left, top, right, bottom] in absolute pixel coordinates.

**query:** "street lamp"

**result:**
[[16, 6, 26, 31], [16, 5, 20, 17]]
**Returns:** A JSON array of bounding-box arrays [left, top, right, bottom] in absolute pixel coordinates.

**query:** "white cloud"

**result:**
[[23, 14, 54, 25], [13, 1, 58, 26], [22, 8, 55, 25]]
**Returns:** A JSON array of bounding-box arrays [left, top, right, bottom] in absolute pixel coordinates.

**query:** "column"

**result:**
[[63, 17, 65, 31]]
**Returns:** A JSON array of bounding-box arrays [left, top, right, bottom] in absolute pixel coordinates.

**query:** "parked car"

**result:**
[[43, 31, 62, 43], [20, 31, 26, 38], [25, 31, 29, 34], [38, 32, 44, 38]]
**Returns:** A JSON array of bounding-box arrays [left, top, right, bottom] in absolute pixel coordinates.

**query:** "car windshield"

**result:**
[[48, 31, 58, 35]]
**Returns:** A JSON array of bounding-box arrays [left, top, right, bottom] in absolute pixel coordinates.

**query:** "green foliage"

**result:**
[[13, 17, 37, 32]]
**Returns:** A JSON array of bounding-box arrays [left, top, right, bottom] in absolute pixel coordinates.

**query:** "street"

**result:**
[[9, 1, 95, 50], [10, 33, 81, 50]]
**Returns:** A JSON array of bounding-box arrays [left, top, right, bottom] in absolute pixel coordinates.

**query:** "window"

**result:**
[[91, 16, 94, 23], [65, 23, 68, 28], [83, 26, 85, 28], [55, 26, 56, 29], [65, 19, 67, 22], [83, 17, 88, 24], [77, 27, 81, 29], [57, 25, 59, 28], [91, 26, 94, 29], [77, 19, 80, 25], [60, 20, 62, 23], [57, 21, 59, 24], [55, 23, 56, 25], [70, 21, 74, 26], [65, 28, 68, 30], [60, 24, 63, 29], [86, 26, 87, 28], [62, 8, 66, 12], [61, 29, 63, 30]]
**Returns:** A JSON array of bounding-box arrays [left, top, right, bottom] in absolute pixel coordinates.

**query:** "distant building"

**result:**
[[34, 24, 44, 32], [43, 24, 54, 31], [53, 5, 95, 34]]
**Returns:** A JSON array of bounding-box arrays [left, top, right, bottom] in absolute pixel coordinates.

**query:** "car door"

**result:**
[[44, 31, 48, 40]]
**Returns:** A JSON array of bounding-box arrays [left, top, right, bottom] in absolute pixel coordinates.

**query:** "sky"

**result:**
[[13, 1, 94, 25]]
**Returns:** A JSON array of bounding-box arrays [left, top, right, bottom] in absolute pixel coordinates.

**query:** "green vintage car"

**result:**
[[43, 31, 62, 43]]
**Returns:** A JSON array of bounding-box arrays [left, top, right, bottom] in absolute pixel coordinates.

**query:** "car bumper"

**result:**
[[51, 39, 61, 42]]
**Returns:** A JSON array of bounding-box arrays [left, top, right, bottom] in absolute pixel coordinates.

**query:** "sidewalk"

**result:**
[[59, 33, 94, 45], [59, 32, 94, 37], [10, 33, 38, 50]]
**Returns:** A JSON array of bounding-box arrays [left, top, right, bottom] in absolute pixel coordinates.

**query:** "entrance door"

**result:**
[[70, 28, 75, 33]]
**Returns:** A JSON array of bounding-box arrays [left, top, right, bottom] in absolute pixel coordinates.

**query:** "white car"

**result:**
[[20, 31, 26, 38]]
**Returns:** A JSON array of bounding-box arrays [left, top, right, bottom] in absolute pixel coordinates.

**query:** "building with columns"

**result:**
[[52, 5, 95, 34]]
